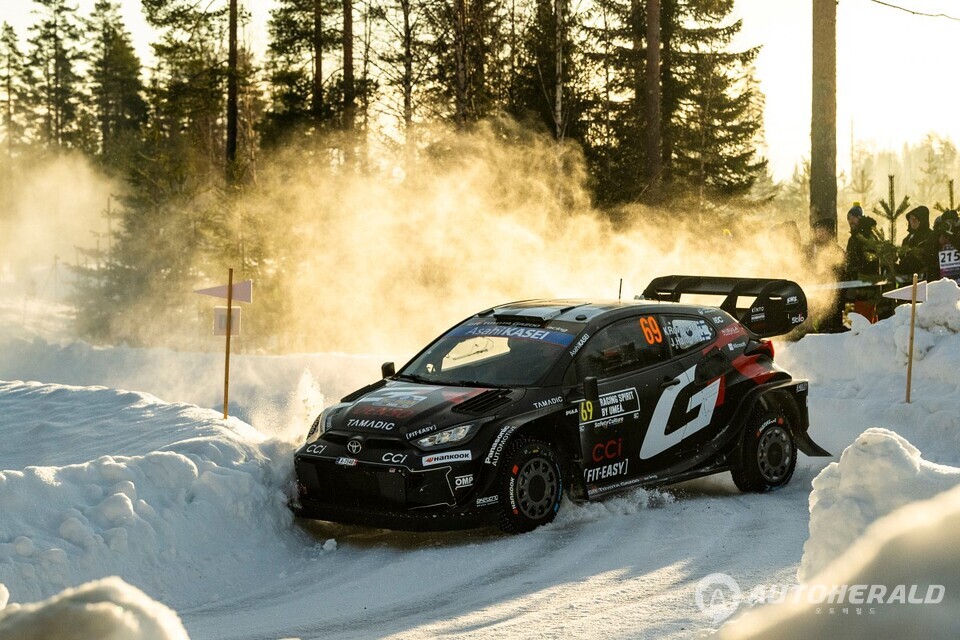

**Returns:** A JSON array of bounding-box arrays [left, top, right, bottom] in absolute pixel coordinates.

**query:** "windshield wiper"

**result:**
[[396, 373, 433, 384]]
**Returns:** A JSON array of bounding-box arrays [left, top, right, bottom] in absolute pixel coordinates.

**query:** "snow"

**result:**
[[1, 279, 960, 638]]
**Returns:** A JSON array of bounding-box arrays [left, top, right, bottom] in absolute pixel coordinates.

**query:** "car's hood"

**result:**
[[329, 380, 520, 440]]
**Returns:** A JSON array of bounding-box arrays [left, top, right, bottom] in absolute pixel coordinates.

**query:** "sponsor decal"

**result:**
[[790, 313, 806, 325], [455, 474, 474, 489], [591, 437, 623, 463], [533, 396, 563, 410], [665, 318, 713, 350], [711, 316, 724, 324], [565, 408, 579, 416], [508, 473, 518, 513], [752, 305, 765, 313], [485, 425, 519, 465], [786, 295, 799, 305], [447, 322, 576, 347], [336, 457, 358, 467], [304, 443, 327, 455], [476, 495, 499, 507], [352, 405, 416, 419], [422, 450, 472, 467], [405, 424, 438, 440], [381, 453, 408, 464], [579, 416, 625, 432], [569, 333, 590, 357], [580, 388, 640, 426], [346, 439, 363, 455], [584, 459, 629, 483], [721, 325, 741, 337], [750, 313, 766, 322], [727, 340, 747, 352], [347, 418, 396, 431]]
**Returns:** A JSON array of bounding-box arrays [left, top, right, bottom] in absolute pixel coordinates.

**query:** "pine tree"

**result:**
[[0, 23, 30, 157], [26, 0, 84, 150], [84, 0, 147, 165]]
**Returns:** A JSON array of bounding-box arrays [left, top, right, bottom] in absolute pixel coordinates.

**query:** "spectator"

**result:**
[[898, 205, 935, 280], [934, 210, 960, 285], [842, 202, 882, 322]]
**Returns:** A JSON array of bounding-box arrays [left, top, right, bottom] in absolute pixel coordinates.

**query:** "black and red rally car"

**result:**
[[292, 276, 830, 533]]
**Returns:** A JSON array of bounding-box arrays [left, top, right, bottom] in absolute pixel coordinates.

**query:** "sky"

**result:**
[[1, 0, 959, 181], [2, 264, 960, 638]]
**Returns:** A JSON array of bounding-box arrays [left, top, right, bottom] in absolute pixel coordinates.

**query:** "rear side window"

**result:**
[[662, 315, 716, 353], [567, 316, 669, 382]]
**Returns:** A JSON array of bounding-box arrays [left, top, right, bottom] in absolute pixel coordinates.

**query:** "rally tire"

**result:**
[[732, 408, 797, 493], [497, 438, 563, 534]]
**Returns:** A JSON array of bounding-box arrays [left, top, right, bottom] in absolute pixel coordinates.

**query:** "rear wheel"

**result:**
[[733, 408, 797, 492], [497, 439, 563, 534]]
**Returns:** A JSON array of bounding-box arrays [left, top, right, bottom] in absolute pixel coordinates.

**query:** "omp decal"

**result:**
[[639, 364, 722, 460], [580, 388, 640, 426], [422, 450, 472, 467], [485, 425, 518, 465], [584, 460, 628, 483], [533, 396, 563, 410], [454, 474, 474, 489]]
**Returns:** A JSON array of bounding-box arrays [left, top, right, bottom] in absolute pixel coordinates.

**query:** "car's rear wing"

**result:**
[[640, 275, 808, 338]]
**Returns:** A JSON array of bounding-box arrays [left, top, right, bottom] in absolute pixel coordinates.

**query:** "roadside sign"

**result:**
[[214, 306, 241, 336], [195, 279, 253, 303]]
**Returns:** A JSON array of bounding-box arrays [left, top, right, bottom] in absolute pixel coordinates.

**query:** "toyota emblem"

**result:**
[[346, 439, 363, 455]]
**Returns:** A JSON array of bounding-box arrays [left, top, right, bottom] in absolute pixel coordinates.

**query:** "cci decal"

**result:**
[[381, 453, 408, 464], [592, 437, 623, 463], [422, 450, 472, 467], [304, 443, 327, 455]]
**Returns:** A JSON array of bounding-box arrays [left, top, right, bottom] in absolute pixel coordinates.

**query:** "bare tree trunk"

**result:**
[[312, 0, 323, 119], [401, 0, 413, 127], [342, 0, 356, 163], [226, 0, 239, 184], [554, 0, 563, 141], [644, 0, 661, 189], [811, 0, 837, 236]]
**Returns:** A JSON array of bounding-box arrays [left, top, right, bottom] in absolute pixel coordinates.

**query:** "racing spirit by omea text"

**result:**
[[292, 275, 830, 533]]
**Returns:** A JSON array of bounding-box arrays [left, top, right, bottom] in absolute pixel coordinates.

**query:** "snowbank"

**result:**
[[0, 576, 189, 640], [715, 482, 960, 640], [799, 428, 960, 581], [0, 381, 313, 607]]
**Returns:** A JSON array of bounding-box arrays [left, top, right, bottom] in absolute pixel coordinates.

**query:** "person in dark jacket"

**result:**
[[898, 205, 935, 280], [934, 210, 960, 284], [842, 203, 882, 322]]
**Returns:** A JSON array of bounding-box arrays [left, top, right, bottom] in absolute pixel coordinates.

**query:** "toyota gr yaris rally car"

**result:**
[[292, 276, 830, 533]]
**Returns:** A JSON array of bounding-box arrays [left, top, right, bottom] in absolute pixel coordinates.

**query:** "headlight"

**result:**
[[305, 406, 340, 443], [414, 422, 481, 450]]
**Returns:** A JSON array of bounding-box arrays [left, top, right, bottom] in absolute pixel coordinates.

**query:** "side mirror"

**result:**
[[584, 376, 600, 407], [381, 362, 396, 378]]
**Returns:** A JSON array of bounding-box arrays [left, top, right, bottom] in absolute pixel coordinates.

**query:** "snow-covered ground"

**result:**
[[1, 280, 959, 639]]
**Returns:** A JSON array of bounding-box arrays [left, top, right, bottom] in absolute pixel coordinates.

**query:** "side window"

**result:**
[[662, 315, 716, 354], [567, 316, 668, 383]]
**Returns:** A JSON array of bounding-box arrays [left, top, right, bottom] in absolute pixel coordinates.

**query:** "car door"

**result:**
[[566, 315, 683, 494]]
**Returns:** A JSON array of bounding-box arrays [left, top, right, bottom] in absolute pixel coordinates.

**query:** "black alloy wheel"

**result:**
[[732, 408, 797, 493], [497, 438, 563, 534]]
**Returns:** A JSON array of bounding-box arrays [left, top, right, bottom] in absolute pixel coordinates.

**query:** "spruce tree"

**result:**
[[0, 23, 29, 157]]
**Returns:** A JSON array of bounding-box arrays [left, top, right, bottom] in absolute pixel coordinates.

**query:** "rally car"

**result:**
[[292, 276, 830, 533]]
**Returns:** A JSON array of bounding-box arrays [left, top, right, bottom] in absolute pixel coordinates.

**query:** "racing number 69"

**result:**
[[639, 316, 663, 345], [580, 400, 594, 422]]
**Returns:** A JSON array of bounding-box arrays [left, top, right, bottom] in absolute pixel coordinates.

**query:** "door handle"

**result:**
[[659, 377, 681, 389]]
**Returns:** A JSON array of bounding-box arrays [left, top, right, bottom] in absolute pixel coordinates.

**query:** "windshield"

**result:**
[[400, 321, 577, 387]]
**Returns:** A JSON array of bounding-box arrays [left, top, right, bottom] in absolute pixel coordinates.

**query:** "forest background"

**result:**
[[0, 0, 956, 353]]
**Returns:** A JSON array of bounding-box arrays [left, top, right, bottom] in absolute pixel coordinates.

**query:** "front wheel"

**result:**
[[732, 409, 797, 492], [497, 439, 563, 534]]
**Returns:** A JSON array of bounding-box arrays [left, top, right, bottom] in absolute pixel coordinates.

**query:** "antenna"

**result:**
[[618, 278, 623, 302]]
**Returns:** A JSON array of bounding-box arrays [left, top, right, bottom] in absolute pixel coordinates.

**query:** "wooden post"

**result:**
[[906, 273, 918, 403], [224, 268, 234, 419]]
